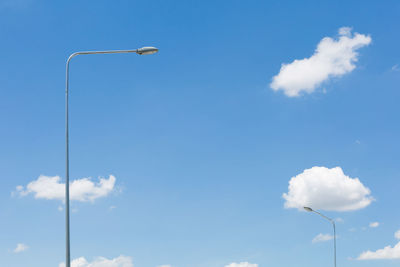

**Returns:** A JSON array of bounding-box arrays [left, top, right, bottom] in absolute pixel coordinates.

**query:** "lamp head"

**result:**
[[304, 207, 313, 212], [136, 46, 159, 55]]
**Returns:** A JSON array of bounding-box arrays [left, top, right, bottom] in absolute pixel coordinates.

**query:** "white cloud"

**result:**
[[335, 218, 344, 223], [392, 64, 399, 72], [16, 175, 116, 202], [157, 265, 172, 267], [358, 242, 400, 260], [225, 263, 258, 267], [369, 222, 380, 228], [312, 233, 334, 243], [13, 243, 28, 253], [59, 256, 133, 267], [395, 230, 400, 240], [283, 166, 373, 211], [270, 27, 371, 97]]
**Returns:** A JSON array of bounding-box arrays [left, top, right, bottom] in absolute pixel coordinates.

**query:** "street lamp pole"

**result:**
[[304, 207, 336, 267], [65, 47, 158, 267]]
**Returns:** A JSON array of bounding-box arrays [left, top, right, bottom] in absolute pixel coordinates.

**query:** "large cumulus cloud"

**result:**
[[283, 166, 373, 211]]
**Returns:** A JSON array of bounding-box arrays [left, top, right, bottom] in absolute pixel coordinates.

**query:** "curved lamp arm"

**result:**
[[304, 207, 337, 267], [64, 46, 158, 267]]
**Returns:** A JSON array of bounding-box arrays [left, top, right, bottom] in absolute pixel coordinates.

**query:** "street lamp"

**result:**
[[304, 207, 337, 267], [64, 46, 158, 267]]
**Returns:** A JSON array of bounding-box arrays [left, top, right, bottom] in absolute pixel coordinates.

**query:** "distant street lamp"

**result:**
[[304, 207, 337, 267], [64, 47, 158, 267]]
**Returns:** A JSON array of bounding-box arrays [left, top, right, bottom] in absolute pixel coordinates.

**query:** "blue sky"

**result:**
[[1, 0, 400, 266]]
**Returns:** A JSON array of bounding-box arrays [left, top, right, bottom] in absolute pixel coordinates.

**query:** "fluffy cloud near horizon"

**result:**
[[13, 243, 29, 253], [283, 166, 373, 211], [312, 233, 334, 243], [58, 259, 259, 267], [225, 263, 258, 267], [59, 256, 133, 267], [15, 175, 116, 202], [358, 242, 400, 260], [270, 27, 371, 97]]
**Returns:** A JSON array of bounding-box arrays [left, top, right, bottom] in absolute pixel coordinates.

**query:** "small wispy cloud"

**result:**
[[225, 263, 258, 267], [312, 233, 334, 243], [392, 64, 400, 72], [335, 218, 344, 223], [395, 230, 400, 240], [13, 243, 29, 253], [369, 222, 380, 228], [59, 255, 133, 267]]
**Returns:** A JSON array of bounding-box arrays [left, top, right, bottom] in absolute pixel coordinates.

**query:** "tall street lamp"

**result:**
[[65, 46, 159, 267], [304, 206, 337, 267]]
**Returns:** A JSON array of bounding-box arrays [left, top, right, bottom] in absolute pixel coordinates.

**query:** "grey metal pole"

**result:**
[[64, 47, 158, 267], [65, 55, 72, 267], [333, 220, 336, 267]]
